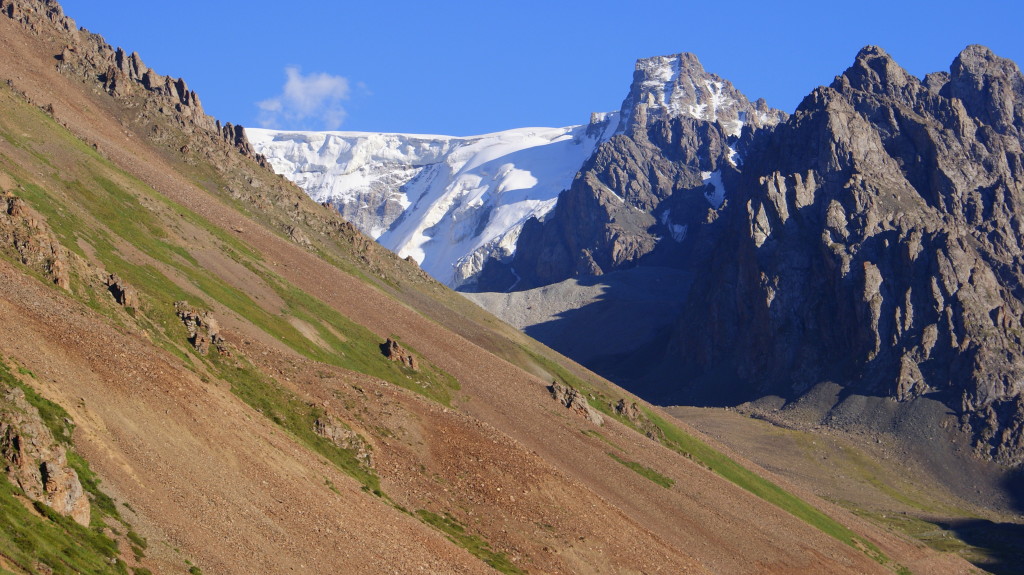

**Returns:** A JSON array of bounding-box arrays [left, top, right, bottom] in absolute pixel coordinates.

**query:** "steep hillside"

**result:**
[[0, 1, 977, 574]]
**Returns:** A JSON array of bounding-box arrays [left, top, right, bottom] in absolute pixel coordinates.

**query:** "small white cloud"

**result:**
[[257, 67, 352, 130]]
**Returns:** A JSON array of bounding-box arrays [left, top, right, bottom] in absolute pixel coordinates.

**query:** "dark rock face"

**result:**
[[669, 46, 1024, 465]]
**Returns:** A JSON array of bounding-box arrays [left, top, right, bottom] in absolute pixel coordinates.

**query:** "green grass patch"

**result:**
[[415, 510, 525, 575], [259, 275, 460, 405], [607, 452, 674, 488], [127, 529, 147, 551]]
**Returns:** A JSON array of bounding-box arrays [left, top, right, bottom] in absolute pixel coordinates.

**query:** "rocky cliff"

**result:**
[[668, 45, 1024, 465]]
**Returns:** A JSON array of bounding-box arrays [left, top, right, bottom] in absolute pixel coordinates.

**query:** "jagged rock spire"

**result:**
[[617, 52, 785, 137]]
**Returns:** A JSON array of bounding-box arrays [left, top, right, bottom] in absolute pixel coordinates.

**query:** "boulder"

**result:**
[[549, 381, 604, 426], [380, 338, 418, 371]]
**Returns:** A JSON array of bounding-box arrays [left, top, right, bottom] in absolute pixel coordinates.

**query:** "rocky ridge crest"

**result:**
[[0, 0, 257, 160]]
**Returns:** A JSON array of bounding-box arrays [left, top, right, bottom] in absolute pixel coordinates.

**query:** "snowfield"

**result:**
[[248, 115, 618, 287]]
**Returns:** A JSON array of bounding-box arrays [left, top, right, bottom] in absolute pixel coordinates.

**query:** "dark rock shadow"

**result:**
[[937, 516, 1024, 575], [516, 266, 693, 396]]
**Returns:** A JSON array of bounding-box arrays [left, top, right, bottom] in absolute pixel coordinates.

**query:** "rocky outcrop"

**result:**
[[549, 382, 604, 426], [313, 415, 374, 468], [669, 46, 1024, 465], [380, 338, 418, 371], [174, 301, 227, 356], [0, 193, 71, 290], [105, 273, 138, 308], [612, 398, 663, 440], [0, 385, 90, 525]]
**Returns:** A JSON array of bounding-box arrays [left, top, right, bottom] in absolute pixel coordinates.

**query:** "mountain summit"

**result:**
[[250, 52, 787, 290], [617, 52, 785, 137]]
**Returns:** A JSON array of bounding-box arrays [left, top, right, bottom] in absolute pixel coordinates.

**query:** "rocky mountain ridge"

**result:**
[[669, 44, 1024, 465]]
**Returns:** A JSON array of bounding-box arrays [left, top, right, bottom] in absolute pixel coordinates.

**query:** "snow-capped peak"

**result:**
[[618, 53, 784, 137]]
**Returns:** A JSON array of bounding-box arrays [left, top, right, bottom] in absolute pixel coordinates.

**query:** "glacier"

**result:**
[[248, 114, 618, 287]]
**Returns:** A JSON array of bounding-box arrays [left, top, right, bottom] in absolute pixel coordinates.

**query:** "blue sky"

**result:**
[[59, 1, 1024, 136]]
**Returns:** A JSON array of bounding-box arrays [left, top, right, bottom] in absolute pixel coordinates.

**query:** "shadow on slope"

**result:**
[[950, 470, 1024, 573], [464, 266, 692, 391], [938, 517, 1024, 575]]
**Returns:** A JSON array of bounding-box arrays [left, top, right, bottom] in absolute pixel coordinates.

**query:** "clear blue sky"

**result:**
[[59, 0, 1024, 136]]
